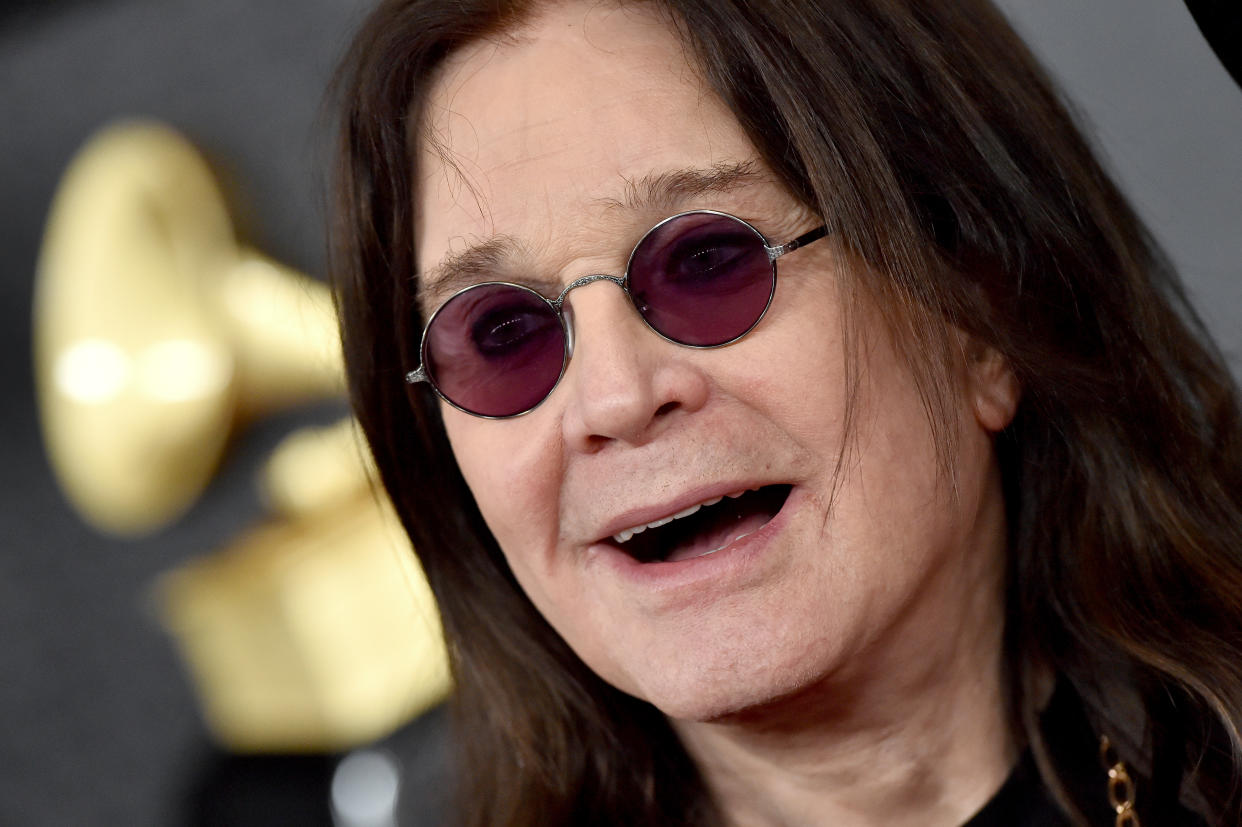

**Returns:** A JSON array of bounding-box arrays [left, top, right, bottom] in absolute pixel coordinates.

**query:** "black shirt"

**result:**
[[962, 682, 1210, 826], [963, 751, 1072, 827]]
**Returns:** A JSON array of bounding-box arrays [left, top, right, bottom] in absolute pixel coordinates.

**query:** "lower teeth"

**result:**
[[697, 529, 757, 558]]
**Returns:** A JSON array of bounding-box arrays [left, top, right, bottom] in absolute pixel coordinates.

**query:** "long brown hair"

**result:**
[[330, 1, 1242, 823]]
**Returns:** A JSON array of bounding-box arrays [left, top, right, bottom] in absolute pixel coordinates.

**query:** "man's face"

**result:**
[[416, 1, 1013, 722]]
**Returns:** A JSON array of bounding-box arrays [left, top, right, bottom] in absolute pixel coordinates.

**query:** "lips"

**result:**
[[605, 485, 792, 563]]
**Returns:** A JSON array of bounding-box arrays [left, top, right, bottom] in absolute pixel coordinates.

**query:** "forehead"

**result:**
[[415, 1, 762, 294]]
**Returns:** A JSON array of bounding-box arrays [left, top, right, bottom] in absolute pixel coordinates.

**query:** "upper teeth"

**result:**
[[612, 494, 736, 544]]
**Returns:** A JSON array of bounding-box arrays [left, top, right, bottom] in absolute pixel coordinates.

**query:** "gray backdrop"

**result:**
[[1, 1, 1238, 825]]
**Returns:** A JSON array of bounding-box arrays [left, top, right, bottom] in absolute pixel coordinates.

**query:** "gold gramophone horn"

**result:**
[[35, 121, 451, 751], [34, 121, 343, 536]]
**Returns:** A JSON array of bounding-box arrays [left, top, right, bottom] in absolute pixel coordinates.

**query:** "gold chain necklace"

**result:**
[[1099, 736, 1141, 826]]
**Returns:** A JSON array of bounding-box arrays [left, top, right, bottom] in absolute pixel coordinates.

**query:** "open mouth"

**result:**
[[607, 484, 792, 564]]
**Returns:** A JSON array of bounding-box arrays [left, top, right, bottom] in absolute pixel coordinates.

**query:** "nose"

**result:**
[[558, 279, 708, 450]]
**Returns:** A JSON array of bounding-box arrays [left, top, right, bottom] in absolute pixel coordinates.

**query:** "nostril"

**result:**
[[655, 401, 679, 418]]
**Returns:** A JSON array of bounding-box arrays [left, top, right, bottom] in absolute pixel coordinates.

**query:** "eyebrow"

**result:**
[[417, 160, 764, 308]]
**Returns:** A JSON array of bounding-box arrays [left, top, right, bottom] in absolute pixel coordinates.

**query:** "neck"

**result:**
[[674, 521, 1014, 826]]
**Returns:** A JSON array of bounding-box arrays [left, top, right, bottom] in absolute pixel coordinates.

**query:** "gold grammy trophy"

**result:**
[[34, 121, 450, 752]]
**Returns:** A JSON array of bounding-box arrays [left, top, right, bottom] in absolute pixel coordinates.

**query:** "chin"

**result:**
[[648, 673, 828, 726], [619, 625, 840, 724]]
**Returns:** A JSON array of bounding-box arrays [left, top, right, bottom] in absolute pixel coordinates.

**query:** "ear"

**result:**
[[964, 338, 1020, 433]]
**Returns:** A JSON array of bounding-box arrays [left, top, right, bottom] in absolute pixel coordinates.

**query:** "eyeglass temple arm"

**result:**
[[406, 366, 427, 385], [767, 225, 828, 260]]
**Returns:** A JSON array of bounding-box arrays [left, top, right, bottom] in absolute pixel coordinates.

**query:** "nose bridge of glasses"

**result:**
[[552, 273, 627, 308]]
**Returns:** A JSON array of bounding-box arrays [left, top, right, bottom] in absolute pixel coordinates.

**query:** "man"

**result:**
[[332, 1, 1242, 823]]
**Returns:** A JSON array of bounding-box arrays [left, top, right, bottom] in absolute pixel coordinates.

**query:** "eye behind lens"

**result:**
[[471, 306, 560, 358], [664, 235, 754, 285]]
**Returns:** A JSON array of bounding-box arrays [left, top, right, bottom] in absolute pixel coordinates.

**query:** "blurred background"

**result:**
[[1, 1, 1238, 825]]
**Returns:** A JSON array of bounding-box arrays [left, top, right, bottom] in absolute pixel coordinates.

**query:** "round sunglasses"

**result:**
[[406, 209, 828, 418]]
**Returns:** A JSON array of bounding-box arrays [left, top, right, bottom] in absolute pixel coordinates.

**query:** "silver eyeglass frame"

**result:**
[[405, 209, 829, 419]]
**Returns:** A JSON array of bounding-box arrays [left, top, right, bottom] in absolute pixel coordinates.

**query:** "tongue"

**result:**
[[662, 509, 772, 563]]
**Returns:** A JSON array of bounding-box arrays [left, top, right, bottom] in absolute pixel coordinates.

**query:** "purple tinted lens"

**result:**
[[423, 283, 566, 417], [627, 213, 774, 346]]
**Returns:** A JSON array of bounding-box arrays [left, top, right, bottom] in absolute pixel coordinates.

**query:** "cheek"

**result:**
[[443, 412, 563, 558], [444, 411, 628, 675], [742, 282, 852, 443]]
